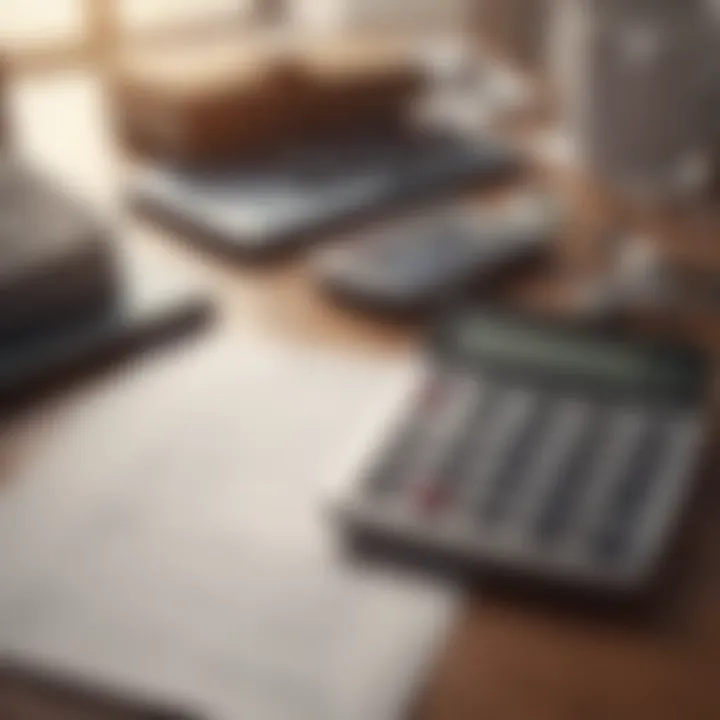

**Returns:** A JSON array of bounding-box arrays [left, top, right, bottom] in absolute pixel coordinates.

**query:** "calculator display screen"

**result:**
[[454, 318, 697, 394]]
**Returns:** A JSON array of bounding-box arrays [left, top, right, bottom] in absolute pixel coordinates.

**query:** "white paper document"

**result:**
[[0, 335, 457, 720]]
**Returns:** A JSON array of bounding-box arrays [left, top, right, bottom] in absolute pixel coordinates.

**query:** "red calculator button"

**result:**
[[415, 482, 449, 516]]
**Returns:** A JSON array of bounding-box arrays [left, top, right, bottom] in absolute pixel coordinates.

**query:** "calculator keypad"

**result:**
[[361, 370, 704, 590]]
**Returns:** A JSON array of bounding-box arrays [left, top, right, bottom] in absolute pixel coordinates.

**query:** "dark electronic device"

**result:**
[[0, 160, 211, 404], [0, 159, 118, 341], [0, 660, 202, 719], [312, 193, 560, 314], [0, 246, 211, 404], [129, 131, 518, 257], [333, 308, 710, 597]]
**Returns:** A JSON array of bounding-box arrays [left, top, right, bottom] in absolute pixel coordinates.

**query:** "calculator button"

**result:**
[[417, 372, 458, 412], [592, 419, 673, 562], [534, 409, 604, 542], [629, 416, 704, 558], [574, 410, 651, 559], [392, 375, 485, 511], [440, 384, 499, 497], [456, 388, 541, 520], [368, 375, 463, 496], [511, 400, 594, 530], [414, 483, 451, 516], [476, 396, 550, 523], [369, 422, 421, 497], [565, 410, 648, 549], [508, 401, 596, 540]]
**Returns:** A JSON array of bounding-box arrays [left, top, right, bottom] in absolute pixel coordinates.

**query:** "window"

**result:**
[[119, 0, 252, 36], [1, 0, 471, 72], [0, 0, 86, 54], [287, 0, 469, 33], [1, 0, 255, 71]]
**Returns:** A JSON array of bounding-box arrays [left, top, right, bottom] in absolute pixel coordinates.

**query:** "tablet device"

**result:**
[[130, 132, 519, 258], [313, 192, 560, 314]]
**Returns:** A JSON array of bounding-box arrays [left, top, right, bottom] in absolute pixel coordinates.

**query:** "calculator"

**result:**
[[312, 192, 560, 314], [333, 308, 710, 596]]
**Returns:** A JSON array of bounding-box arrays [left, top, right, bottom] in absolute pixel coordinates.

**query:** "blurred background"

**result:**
[[1, 2, 720, 720]]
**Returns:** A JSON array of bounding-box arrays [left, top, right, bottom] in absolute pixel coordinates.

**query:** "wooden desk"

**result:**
[[4, 70, 720, 720]]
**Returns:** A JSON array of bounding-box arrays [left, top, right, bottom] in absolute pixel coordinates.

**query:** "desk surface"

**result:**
[[3, 69, 720, 720]]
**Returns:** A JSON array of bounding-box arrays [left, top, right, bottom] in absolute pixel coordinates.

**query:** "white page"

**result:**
[[0, 334, 457, 720]]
